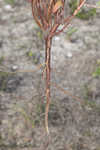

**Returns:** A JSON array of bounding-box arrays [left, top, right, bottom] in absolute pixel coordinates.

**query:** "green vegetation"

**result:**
[[83, 84, 99, 109], [5, 0, 15, 5], [97, 1, 100, 6], [0, 56, 4, 65], [26, 51, 40, 64], [83, 129, 92, 137], [76, 8, 96, 20], [27, 51, 33, 57], [33, 24, 43, 39], [0, 71, 9, 78], [84, 99, 97, 109], [35, 102, 58, 125], [66, 27, 78, 39], [0, 138, 4, 145], [36, 103, 45, 116], [37, 31, 43, 40], [69, 0, 96, 19], [0, 71, 9, 91], [34, 102, 45, 125], [92, 60, 100, 77], [14, 105, 35, 128], [82, 85, 100, 111], [83, 85, 90, 100], [82, 97, 100, 113], [93, 67, 100, 77], [96, 148, 100, 150]]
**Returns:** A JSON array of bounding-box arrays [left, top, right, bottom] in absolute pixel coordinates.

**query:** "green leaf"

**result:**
[[27, 51, 33, 57], [92, 67, 100, 77], [96, 1, 100, 6]]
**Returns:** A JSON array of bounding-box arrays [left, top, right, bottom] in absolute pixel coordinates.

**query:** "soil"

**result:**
[[0, 0, 100, 150]]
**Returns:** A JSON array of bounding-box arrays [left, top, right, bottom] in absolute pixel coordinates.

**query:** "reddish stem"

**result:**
[[45, 36, 52, 134]]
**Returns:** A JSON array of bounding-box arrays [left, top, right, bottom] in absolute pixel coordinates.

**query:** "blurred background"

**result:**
[[0, 0, 100, 150]]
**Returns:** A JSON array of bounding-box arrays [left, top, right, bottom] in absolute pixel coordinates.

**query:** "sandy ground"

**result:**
[[0, 0, 100, 150]]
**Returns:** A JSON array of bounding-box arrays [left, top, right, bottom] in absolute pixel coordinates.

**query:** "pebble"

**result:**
[[11, 65, 18, 72], [66, 52, 73, 58], [4, 5, 12, 11], [54, 36, 60, 41]]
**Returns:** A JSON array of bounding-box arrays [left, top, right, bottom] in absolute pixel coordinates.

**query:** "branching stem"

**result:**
[[31, 0, 86, 134]]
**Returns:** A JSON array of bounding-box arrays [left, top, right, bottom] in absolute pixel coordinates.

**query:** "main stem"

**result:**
[[45, 36, 52, 134]]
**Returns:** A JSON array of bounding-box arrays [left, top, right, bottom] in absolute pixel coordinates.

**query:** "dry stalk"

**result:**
[[31, 0, 86, 134]]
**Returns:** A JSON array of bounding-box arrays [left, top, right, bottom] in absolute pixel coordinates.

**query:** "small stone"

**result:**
[[54, 36, 60, 41], [11, 65, 18, 72], [4, 5, 12, 11], [67, 52, 72, 58]]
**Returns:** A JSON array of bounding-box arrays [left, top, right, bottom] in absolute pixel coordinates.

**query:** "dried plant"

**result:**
[[31, 0, 86, 134]]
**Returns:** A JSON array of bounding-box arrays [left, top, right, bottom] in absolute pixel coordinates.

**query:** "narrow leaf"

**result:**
[[52, 0, 63, 13]]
